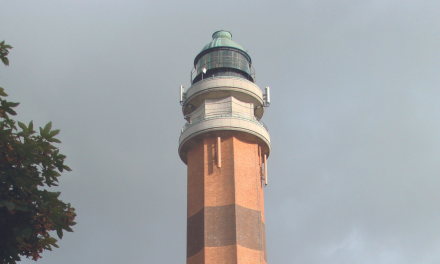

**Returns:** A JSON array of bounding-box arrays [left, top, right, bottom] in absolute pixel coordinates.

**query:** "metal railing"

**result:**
[[181, 113, 268, 134]]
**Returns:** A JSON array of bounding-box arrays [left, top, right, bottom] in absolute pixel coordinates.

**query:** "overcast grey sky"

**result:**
[[1, 1, 440, 263]]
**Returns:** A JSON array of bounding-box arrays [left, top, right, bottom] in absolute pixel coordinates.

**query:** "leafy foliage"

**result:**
[[0, 41, 76, 263], [0, 41, 12, 66]]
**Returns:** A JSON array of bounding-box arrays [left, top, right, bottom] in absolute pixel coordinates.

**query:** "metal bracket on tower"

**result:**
[[263, 86, 271, 107], [217, 137, 221, 168], [180, 85, 187, 106], [264, 154, 267, 186]]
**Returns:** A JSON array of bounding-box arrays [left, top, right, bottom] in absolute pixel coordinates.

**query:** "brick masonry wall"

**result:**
[[186, 135, 267, 264]]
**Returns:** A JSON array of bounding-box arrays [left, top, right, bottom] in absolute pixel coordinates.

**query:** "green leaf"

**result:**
[[7, 102, 19, 107], [0, 87, 8, 97], [47, 138, 61, 143], [1, 56, 9, 66], [56, 228, 63, 239], [47, 237, 59, 248], [22, 227, 32, 238], [43, 122, 52, 134], [4, 107, 17, 115], [5, 201, 15, 211], [49, 129, 60, 137], [18, 121, 27, 131], [15, 206, 32, 212], [28, 120, 34, 131]]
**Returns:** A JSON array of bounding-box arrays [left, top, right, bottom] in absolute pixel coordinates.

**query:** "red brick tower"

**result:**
[[179, 30, 271, 264]]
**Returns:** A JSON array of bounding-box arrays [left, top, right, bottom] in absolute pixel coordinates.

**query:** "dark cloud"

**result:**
[[1, 1, 439, 263]]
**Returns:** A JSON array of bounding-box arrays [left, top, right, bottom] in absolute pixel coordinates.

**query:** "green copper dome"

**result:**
[[191, 30, 254, 84], [200, 30, 246, 53]]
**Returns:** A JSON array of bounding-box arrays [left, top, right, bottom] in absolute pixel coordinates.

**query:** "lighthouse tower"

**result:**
[[178, 30, 271, 264]]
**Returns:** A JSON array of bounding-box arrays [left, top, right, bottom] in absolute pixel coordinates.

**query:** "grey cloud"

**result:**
[[0, 1, 439, 263]]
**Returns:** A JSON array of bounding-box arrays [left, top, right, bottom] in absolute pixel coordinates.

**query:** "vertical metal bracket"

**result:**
[[217, 137, 221, 168], [263, 86, 271, 107], [180, 85, 186, 105], [264, 154, 267, 186]]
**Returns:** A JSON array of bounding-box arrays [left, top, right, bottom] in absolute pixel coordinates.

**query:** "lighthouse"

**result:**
[[178, 30, 271, 264]]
